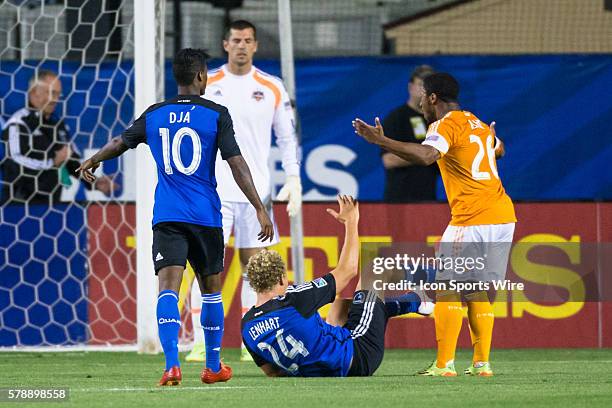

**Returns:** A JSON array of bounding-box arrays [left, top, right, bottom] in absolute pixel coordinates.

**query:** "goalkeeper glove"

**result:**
[[277, 175, 302, 217]]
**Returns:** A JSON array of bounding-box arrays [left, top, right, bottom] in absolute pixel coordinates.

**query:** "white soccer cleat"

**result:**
[[417, 301, 435, 316], [415, 288, 435, 316]]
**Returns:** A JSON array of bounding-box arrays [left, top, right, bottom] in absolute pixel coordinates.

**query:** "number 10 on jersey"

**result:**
[[160, 127, 202, 175]]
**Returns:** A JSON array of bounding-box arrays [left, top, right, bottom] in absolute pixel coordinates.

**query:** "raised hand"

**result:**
[[490, 121, 497, 139], [490, 121, 505, 158], [352, 117, 385, 145], [326, 195, 359, 225]]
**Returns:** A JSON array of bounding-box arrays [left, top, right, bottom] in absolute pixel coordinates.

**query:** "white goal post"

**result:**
[[135, 0, 165, 354], [0, 0, 302, 353], [277, 0, 305, 285]]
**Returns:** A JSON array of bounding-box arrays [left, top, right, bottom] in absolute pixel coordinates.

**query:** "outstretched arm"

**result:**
[[226, 155, 274, 242], [76, 136, 128, 183], [353, 117, 439, 166], [327, 195, 360, 294]]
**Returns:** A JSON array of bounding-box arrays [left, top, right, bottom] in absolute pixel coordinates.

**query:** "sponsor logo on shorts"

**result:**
[[312, 277, 327, 288], [155, 252, 164, 261]]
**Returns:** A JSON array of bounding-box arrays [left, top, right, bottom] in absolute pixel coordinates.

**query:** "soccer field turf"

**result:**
[[1, 349, 611, 408]]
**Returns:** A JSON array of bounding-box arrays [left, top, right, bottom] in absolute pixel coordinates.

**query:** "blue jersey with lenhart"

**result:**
[[121, 95, 240, 227], [241, 274, 354, 377]]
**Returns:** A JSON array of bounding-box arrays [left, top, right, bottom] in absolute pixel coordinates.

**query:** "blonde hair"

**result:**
[[246, 249, 286, 293]]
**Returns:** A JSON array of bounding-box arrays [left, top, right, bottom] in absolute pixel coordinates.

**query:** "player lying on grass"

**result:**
[[241, 195, 433, 377]]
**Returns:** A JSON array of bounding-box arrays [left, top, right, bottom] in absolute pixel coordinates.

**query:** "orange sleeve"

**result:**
[[207, 70, 225, 85]]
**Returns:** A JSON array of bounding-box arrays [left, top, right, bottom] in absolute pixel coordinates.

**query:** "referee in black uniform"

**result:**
[[381, 65, 438, 202], [1, 70, 114, 205]]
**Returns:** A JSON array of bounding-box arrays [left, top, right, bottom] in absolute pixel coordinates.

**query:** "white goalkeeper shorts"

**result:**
[[221, 201, 280, 249], [435, 223, 515, 282]]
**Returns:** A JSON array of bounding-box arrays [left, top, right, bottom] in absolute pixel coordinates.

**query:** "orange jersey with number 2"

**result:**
[[422, 111, 516, 226]]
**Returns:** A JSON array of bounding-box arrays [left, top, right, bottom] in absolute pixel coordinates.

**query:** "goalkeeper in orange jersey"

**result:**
[[353, 72, 516, 377]]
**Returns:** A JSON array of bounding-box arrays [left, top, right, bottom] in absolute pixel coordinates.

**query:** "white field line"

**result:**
[[73, 386, 261, 392]]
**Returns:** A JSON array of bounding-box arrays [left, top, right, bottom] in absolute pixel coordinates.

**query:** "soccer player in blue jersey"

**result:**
[[241, 195, 433, 377], [77, 48, 274, 385]]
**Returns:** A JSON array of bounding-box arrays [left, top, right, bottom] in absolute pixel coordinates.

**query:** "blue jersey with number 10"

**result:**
[[121, 95, 240, 227]]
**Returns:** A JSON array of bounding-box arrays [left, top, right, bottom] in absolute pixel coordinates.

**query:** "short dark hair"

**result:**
[[423, 72, 459, 103], [224, 20, 257, 40], [172, 48, 209, 86], [410, 65, 435, 83]]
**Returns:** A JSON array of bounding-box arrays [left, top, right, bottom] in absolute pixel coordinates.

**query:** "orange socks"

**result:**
[[466, 291, 494, 364], [434, 290, 463, 368], [434, 290, 495, 367]]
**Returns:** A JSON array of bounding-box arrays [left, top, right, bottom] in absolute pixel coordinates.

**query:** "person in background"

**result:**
[[1, 70, 115, 205], [186, 20, 301, 363], [381, 65, 437, 202]]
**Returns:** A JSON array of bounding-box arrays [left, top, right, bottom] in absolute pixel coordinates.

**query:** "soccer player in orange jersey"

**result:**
[[353, 72, 516, 377]]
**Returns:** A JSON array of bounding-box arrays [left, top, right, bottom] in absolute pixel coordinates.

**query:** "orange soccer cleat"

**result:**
[[158, 366, 182, 386], [201, 362, 233, 384]]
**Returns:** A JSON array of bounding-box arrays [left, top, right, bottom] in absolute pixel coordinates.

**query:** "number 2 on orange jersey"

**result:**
[[469, 134, 499, 181]]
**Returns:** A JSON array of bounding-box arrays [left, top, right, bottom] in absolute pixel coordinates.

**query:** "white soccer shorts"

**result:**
[[221, 201, 280, 248], [435, 223, 515, 282]]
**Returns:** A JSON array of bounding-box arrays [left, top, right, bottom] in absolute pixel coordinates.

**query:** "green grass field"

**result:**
[[1, 349, 611, 408]]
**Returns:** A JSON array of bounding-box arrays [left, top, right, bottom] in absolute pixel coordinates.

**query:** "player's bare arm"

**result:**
[[353, 117, 440, 166], [382, 152, 411, 169], [226, 155, 274, 242], [76, 135, 128, 182], [327, 195, 360, 294]]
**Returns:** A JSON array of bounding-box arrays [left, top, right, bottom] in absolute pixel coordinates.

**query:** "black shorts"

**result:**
[[152, 222, 224, 277], [344, 290, 388, 377]]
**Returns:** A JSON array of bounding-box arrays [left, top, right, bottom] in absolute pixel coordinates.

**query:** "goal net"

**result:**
[[0, 0, 307, 352], [0, 0, 170, 350]]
